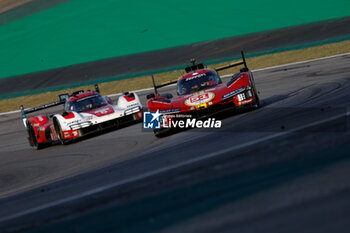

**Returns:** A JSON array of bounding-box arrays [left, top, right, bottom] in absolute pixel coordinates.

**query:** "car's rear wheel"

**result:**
[[153, 128, 172, 138], [154, 129, 164, 138], [27, 122, 43, 150]]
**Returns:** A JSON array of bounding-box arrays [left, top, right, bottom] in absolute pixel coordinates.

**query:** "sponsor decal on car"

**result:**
[[239, 98, 253, 105], [50, 125, 58, 141], [222, 87, 245, 100], [126, 103, 140, 108], [67, 119, 83, 125], [185, 73, 206, 81], [159, 109, 181, 114], [185, 92, 215, 106], [64, 132, 70, 138], [63, 130, 79, 139]]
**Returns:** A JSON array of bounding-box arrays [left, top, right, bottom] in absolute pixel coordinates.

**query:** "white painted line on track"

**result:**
[[1, 52, 349, 116], [107, 87, 155, 98], [222, 52, 350, 78], [0, 110, 348, 223], [0, 110, 20, 116], [252, 52, 350, 72]]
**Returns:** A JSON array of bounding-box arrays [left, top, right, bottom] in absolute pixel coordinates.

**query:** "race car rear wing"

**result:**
[[20, 94, 68, 129], [215, 51, 248, 72]]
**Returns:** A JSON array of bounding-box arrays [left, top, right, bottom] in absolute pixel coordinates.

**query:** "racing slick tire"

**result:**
[[251, 96, 260, 109], [53, 118, 67, 145], [27, 122, 43, 150], [252, 89, 261, 109], [153, 128, 172, 138]]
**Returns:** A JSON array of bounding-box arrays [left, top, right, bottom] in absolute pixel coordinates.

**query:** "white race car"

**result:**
[[21, 85, 143, 148]]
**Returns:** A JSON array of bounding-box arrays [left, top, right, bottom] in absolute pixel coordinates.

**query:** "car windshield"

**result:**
[[65, 94, 108, 112], [177, 71, 219, 95]]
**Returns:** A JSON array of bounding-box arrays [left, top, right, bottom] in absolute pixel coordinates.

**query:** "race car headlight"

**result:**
[[246, 90, 252, 98]]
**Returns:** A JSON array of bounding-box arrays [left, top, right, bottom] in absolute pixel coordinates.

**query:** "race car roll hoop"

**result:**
[[149, 51, 249, 96]]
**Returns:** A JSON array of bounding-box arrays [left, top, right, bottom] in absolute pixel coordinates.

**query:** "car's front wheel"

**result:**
[[251, 88, 261, 109], [54, 119, 67, 145]]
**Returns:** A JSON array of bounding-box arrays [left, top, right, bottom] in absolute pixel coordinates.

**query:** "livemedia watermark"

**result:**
[[143, 110, 222, 129]]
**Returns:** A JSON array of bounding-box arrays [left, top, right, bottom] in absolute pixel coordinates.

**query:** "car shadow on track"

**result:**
[[38, 120, 143, 149], [69, 120, 142, 144]]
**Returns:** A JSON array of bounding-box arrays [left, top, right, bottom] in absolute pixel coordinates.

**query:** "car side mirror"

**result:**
[[59, 93, 69, 102], [240, 67, 249, 72], [146, 93, 155, 99], [104, 96, 113, 105]]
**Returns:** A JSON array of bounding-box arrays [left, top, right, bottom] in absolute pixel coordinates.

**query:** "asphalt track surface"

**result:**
[[1, 16, 350, 98], [0, 54, 350, 232], [0, 0, 71, 26]]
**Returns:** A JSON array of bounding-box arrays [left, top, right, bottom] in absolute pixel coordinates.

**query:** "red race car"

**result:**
[[146, 51, 260, 136], [20, 85, 143, 149]]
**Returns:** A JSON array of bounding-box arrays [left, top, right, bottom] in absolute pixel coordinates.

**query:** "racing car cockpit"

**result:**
[[65, 94, 108, 112], [177, 70, 220, 95]]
